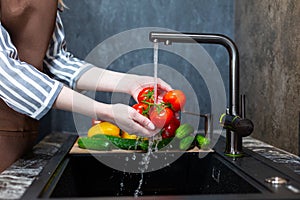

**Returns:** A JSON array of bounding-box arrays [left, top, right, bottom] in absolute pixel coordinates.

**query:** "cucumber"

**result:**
[[139, 138, 173, 151], [91, 134, 109, 139], [78, 137, 111, 151], [196, 135, 210, 149], [82, 135, 140, 150], [175, 123, 194, 139], [79, 135, 174, 151], [179, 135, 195, 150], [105, 135, 140, 150]]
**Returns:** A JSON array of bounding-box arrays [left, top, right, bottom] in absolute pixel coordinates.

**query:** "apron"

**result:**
[[0, 0, 58, 172]]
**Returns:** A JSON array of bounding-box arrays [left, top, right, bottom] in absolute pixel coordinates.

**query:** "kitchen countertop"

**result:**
[[0, 133, 74, 200], [243, 137, 300, 176], [0, 132, 299, 200]]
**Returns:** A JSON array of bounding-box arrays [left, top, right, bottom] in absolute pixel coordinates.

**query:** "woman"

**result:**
[[0, 0, 171, 172]]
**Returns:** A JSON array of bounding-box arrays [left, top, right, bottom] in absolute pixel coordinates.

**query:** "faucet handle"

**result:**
[[220, 114, 254, 137], [233, 118, 254, 137]]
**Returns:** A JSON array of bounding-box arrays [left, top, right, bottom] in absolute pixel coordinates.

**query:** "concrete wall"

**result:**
[[235, 0, 300, 154], [40, 0, 234, 137]]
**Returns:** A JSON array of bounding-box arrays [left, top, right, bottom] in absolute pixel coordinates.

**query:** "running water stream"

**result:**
[[133, 42, 160, 197], [153, 42, 159, 104]]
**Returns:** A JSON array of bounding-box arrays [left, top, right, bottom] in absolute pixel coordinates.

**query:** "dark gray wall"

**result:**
[[41, 0, 234, 135], [235, 0, 300, 155], [61, 0, 234, 59]]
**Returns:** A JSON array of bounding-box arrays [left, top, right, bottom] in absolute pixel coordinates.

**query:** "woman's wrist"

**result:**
[[94, 102, 114, 122]]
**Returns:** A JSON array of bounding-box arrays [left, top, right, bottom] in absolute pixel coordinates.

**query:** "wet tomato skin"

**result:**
[[137, 87, 156, 103], [132, 103, 149, 115], [165, 116, 180, 137], [161, 130, 171, 139], [163, 90, 186, 112], [149, 107, 174, 129]]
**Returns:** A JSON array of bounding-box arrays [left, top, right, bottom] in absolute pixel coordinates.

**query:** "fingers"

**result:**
[[129, 109, 159, 137], [157, 78, 173, 91], [137, 126, 160, 137], [132, 110, 155, 130], [131, 79, 172, 102], [138, 77, 172, 92]]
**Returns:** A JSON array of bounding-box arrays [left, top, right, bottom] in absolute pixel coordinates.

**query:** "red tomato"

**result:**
[[137, 87, 158, 103], [149, 106, 174, 129], [161, 130, 171, 139], [132, 103, 149, 116], [163, 90, 186, 112], [165, 116, 180, 137]]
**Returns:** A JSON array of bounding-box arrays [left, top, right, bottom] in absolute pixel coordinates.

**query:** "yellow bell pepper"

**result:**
[[87, 122, 121, 138], [121, 131, 138, 140]]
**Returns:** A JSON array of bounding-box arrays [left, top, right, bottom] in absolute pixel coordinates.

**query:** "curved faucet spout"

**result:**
[[149, 32, 239, 116], [149, 32, 243, 156]]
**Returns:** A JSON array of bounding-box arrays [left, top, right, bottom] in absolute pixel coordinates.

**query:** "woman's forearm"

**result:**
[[52, 86, 158, 137], [75, 67, 171, 100], [53, 85, 112, 121], [76, 67, 131, 94]]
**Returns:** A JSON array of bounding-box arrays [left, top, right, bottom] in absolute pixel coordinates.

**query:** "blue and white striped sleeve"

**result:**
[[43, 12, 93, 89], [0, 23, 63, 120]]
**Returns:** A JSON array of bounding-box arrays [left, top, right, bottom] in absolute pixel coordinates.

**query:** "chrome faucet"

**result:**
[[149, 32, 253, 157]]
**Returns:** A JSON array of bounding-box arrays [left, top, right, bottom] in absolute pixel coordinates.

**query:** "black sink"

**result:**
[[49, 152, 260, 198], [22, 136, 300, 200]]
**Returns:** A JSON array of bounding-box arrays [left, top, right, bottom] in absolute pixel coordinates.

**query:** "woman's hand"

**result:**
[[98, 103, 160, 137], [54, 87, 160, 138], [75, 68, 173, 136], [124, 74, 172, 102]]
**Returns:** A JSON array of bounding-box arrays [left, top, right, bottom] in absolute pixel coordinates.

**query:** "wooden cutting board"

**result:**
[[69, 139, 213, 154]]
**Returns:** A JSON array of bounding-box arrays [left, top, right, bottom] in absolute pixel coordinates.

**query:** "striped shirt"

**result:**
[[0, 12, 92, 120]]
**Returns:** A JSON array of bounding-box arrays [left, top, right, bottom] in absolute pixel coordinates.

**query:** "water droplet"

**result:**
[[132, 154, 136, 160]]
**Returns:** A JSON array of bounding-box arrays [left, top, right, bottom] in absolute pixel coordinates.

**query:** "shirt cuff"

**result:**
[[69, 63, 94, 90], [32, 80, 63, 120]]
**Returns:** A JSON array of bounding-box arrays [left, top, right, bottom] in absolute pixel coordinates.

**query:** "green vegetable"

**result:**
[[105, 135, 140, 150], [91, 134, 141, 150], [179, 135, 195, 150], [175, 123, 194, 139], [78, 135, 174, 151], [139, 138, 173, 151], [196, 135, 210, 149], [78, 137, 111, 150]]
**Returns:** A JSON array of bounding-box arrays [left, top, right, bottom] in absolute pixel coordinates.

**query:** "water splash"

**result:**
[[134, 138, 155, 197], [134, 173, 144, 197]]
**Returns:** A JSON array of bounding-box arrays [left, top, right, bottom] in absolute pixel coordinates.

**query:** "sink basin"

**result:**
[[49, 152, 260, 198], [22, 136, 300, 200]]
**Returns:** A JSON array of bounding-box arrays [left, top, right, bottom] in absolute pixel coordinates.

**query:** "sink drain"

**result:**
[[265, 177, 288, 186]]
